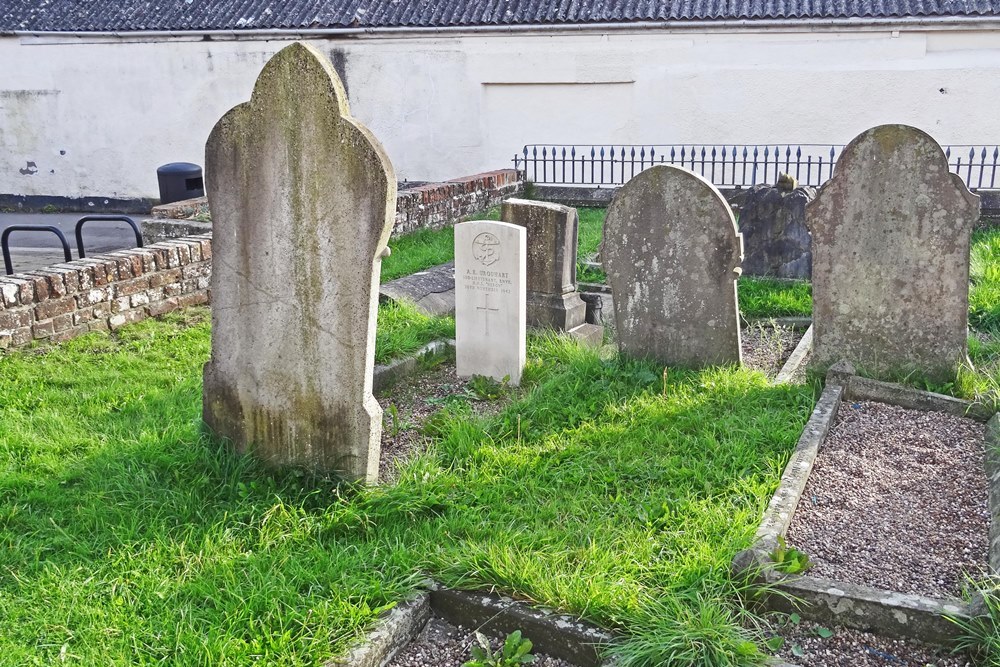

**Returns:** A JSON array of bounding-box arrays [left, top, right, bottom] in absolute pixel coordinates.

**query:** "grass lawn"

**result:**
[[5, 213, 1000, 665], [1, 306, 816, 665]]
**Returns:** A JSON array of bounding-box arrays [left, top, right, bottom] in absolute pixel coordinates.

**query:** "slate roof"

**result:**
[[3, 0, 998, 33]]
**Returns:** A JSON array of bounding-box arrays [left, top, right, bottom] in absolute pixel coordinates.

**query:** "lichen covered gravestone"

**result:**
[[454, 220, 526, 385], [500, 198, 603, 345], [603, 165, 744, 367], [202, 42, 395, 483], [807, 124, 980, 382], [739, 182, 816, 279]]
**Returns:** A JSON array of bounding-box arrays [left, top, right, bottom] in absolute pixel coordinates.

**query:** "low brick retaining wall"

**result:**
[[392, 169, 523, 236], [148, 169, 523, 240], [0, 234, 212, 349]]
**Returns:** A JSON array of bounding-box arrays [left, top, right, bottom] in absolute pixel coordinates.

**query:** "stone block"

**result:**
[[34, 297, 76, 321], [149, 268, 182, 287], [739, 184, 816, 279], [501, 198, 594, 335], [0, 307, 31, 330], [148, 298, 179, 317]]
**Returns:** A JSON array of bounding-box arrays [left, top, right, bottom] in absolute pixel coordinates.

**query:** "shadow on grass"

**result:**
[[0, 325, 816, 666]]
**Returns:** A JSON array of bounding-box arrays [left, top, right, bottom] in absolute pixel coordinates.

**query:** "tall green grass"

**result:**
[[0, 311, 816, 666], [375, 300, 454, 364], [738, 279, 812, 319]]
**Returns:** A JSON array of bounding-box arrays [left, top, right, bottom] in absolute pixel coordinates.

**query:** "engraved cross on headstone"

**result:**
[[477, 293, 499, 335]]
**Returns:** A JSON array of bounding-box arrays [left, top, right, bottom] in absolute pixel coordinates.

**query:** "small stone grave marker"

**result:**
[[202, 42, 395, 483], [807, 124, 980, 382], [603, 164, 743, 367], [454, 220, 526, 385], [500, 198, 602, 345]]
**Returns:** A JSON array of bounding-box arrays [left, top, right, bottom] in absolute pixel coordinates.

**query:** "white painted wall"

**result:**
[[1, 26, 1000, 200]]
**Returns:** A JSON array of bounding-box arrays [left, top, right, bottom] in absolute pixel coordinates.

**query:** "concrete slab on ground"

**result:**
[[379, 262, 456, 316]]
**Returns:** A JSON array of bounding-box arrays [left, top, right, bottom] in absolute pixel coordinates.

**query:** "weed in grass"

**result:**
[[769, 535, 811, 575], [949, 576, 1000, 665], [464, 630, 536, 667], [466, 374, 510, 400]]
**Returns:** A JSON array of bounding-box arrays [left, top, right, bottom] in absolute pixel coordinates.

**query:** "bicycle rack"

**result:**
[[2, 225, 74, 275], [75, 215, 143, 259]]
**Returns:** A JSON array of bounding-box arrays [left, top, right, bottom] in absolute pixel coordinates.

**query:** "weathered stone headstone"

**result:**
[[807, 124, 979, 382], [500, 198, 603, 345], [739, 183, 816, 279], [603, 165, 743, 367], [202, 42, 395, 484], [454, 220, 526, 384]]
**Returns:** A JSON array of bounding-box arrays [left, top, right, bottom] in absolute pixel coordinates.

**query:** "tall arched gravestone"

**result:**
[[604, 165, 744, 368], [807, 125, 980, 382], [202, 43, 395, 483]]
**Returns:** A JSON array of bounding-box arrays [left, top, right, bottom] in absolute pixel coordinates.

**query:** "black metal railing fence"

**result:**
[[514, 144, 1000, 190]]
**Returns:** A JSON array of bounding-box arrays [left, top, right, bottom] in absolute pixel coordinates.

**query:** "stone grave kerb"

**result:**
[[806, 124, 980, 383], [603, 164, 744, 368], [202, 42, 396, 483]]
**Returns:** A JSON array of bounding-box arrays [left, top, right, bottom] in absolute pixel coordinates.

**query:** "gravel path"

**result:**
[[741, 323, 803, 379], [785, 400, 988, 598], [773, 618, 972, 666], [387, 616, 580, 667]]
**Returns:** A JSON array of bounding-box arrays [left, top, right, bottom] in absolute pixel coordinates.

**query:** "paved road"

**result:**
[[0, 212, 145, 275]]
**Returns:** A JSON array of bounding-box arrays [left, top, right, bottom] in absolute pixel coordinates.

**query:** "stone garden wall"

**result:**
[[0, 235, 211, 349]]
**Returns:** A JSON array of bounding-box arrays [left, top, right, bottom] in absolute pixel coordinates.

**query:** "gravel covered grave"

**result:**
[[773, 618, 972, 666], [785, 400, 989, 598], [387, 616, 581, 667]]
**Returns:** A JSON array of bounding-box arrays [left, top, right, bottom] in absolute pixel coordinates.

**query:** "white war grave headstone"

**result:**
[[807, 124, 980, 382], [454, 220, 526, 385], [603, 164, 744, 368], [202, 42, 395, 484]]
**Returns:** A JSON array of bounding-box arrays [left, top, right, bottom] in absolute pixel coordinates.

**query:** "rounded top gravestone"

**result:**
[[806, 124, 980, 383], [603, 164, 744, 368]]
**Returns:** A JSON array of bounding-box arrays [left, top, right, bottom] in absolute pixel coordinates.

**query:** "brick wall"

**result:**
[[0, 234, 212, 349], [147, 169, 524, 242], [392, 169, 523, 237]]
